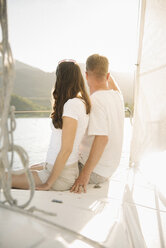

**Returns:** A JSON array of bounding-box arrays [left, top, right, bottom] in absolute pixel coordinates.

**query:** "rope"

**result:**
[[27, 206, 57, 217], [0, 0, 35, 208]]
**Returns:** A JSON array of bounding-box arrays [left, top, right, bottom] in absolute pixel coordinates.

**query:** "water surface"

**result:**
[[13, 118, 131, 169]]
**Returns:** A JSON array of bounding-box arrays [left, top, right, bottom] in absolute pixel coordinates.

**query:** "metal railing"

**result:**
[[14, 110, 51, 114]]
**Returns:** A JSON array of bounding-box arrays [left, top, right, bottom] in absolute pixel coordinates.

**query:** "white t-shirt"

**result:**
[[46, 98, 89, 166], [79, 90, 124, 178]]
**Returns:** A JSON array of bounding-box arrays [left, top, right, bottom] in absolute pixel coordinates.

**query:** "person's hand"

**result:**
[[36, 182, 50, 191], [70, 170, 90, 193]]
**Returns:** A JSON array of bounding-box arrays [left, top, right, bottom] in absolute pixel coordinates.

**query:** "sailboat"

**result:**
[[0, 0, 166, 247]]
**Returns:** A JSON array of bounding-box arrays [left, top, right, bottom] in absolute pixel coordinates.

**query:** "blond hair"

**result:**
[[86, 54, 109, 79]]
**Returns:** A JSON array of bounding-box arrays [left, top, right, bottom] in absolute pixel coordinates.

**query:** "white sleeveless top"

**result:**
[[46, 98, 89, 166]]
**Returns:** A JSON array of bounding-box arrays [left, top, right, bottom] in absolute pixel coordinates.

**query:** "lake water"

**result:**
[[13, 118, 132, 169]]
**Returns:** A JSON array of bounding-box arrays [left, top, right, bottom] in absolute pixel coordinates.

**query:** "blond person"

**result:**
[[71, 54, 124, 193]]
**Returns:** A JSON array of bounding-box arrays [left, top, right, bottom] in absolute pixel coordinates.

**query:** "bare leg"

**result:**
[[6, 171, 42, 189], [30, 163, 44, 171]]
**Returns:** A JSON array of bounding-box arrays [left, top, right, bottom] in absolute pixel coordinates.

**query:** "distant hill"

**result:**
[[10, 94, 50, 117], [0, 58, 55, 108], [111, 70, 134, 107], [11, 94, 39, 111], [14, 60, 55, 108], [0, 59, 134, 112]]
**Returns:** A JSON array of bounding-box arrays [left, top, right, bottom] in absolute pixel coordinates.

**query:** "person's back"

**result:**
[[79, 89, 124, 177], [46, 97, 89, 167], [9, 60, 91, 191], [71, 54, 124, 193]]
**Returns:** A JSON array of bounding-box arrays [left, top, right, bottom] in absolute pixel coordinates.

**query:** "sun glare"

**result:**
[[80, 199, 120, 243], [7, 0, 139, 72], [139, 151, 166, 195]]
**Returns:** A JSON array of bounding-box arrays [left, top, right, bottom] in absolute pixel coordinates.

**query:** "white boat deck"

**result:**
[[0, 164, 166, 248], [0, 120, 166, 247]]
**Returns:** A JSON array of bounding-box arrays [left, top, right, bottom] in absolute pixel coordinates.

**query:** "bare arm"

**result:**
[[82, 135, 108, 174], [108, 74, 121, 93], [36, 117, 77, 190], [71, 135, 108, 193]]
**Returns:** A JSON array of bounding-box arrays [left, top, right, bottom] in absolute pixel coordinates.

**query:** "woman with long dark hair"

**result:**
[[11, 61, 91, 191]]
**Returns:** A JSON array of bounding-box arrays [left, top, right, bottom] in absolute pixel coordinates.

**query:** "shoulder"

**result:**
[[91, 89, 119, 99], [64, 97, 84, 107], [90, 91, 107, 108], [64, 97, 86, 112], [63, 98, 86, 120], [91, 90, 123, 105]]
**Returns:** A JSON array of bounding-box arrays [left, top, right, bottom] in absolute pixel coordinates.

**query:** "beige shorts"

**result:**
[[37, 162, 79, 191], [78, 161, 107, 184]]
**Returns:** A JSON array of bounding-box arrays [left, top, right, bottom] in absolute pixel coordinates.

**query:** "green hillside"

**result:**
[[11, 94, 41, 111], [11, 94, 51, 117], [0, 59, 134, 118], [0, 58, 55, 108]]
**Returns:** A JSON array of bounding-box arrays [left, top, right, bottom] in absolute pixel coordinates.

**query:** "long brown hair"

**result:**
[[51, 61, 91, 129]]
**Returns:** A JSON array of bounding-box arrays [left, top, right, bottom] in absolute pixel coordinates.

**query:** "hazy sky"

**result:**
[[7, 0, 139, 72]]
